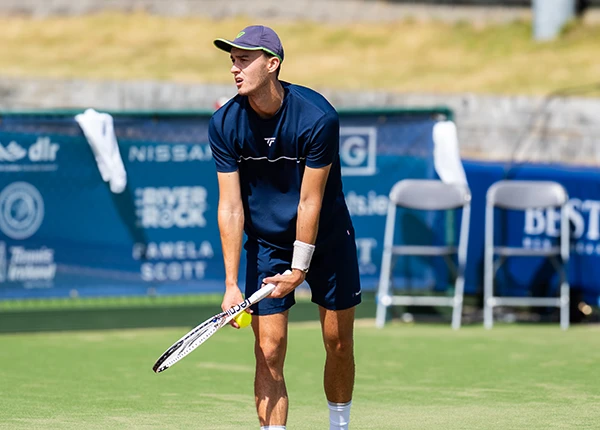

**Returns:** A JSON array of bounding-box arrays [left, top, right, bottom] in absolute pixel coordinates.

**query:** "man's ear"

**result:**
[[268, 57, 281, 74]]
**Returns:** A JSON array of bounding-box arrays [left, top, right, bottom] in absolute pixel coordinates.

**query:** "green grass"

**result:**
[[1, 12, 600, 96], [1, 323, 599, 429], [0, 293, 378, 333], [0, 294, 224, 311]]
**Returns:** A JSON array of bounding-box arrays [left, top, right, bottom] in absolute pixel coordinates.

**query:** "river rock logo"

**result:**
[[0, 182, 45, 240]]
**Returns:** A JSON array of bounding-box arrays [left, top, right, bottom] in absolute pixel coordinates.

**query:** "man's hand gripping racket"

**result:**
[[152, 272, 288, 373]]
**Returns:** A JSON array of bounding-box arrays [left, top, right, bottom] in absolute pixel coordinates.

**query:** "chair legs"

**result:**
[[484, 256, 570, 330], [377, 263, 465, 329], [559, 280, 570, 331], [483, 254, 494, 330], [375, 252, 393, 329], [451, 272, 465, 330], [375, 294, 390, 329], [483, 299, 494, 329]]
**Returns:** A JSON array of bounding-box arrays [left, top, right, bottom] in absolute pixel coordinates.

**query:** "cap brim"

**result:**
[[213, 38, 282, 62]]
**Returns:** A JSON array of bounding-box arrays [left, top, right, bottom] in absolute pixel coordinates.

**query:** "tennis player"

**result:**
[[209, 25, 361, 430]]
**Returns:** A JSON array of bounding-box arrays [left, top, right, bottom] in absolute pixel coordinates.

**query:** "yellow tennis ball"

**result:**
[[234, 311, 252, 328]]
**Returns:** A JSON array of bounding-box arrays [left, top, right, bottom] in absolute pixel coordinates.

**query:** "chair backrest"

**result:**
[[487, 180, 568, 210], [389, 179, 471, 210]]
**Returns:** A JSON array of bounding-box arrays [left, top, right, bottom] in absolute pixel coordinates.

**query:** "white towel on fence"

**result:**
[[432, 120, 468, 186], [75, 108, 127, 194]]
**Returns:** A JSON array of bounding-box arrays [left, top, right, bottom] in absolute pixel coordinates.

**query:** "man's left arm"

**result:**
[[296, 165, 331, 245], [294, 163, 331, 270], [267, 164, 331, 298], [266, 110, 338, 298]]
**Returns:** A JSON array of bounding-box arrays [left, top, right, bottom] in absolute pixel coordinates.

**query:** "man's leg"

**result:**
[[320, 306, 356, 429], [252, 311, 289, 428]]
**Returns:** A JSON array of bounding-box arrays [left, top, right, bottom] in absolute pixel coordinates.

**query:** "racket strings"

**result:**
[[160, 317, 227, 370]]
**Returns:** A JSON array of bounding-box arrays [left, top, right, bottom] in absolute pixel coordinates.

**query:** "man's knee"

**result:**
[[323, 335, 354, 359], [252, 311, 288, 372], [321, 307, 356, 360], [255, 335, 286, 371]]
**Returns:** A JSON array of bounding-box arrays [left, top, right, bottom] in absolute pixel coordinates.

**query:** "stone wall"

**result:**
[[2, 77, 599, 166], [3, 0, 599, 22], [0, 0, 533, 23]]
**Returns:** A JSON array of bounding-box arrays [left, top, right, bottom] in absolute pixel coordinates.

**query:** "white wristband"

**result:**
[[291, 240, 315, 273]]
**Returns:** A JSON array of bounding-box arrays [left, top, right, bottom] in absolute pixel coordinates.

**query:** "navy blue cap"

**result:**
[[214, 25, 284, 62]]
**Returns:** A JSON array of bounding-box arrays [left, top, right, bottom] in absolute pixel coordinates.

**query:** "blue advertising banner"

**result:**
[[0, 109, 450, 299]]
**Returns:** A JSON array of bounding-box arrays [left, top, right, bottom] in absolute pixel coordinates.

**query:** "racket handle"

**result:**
[[249, 283, 276, 304], [247, 269, 292, 304]]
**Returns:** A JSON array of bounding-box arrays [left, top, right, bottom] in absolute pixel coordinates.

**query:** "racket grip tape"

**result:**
[[247, 269, 292, 304]]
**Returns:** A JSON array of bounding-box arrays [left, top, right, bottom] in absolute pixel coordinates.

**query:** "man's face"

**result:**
[[230, 48, 272, 96]]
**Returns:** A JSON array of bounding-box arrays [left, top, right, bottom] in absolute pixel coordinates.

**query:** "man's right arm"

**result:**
[[216, 170, 245, 312], [209, 114, 246, 316]]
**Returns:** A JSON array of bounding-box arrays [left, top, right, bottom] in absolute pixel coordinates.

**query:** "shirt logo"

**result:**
[[264, 138, 276, 147]]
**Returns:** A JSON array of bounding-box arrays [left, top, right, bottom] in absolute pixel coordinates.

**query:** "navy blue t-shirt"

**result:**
[[209, 82, 351, 250]]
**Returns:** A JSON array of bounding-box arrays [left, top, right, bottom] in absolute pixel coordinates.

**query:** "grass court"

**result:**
[[1, 321, 599, 429]]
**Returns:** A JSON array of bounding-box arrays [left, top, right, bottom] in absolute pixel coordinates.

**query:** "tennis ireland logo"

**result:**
[[264, 137, 276, 147], [0, 182, 45, 240]]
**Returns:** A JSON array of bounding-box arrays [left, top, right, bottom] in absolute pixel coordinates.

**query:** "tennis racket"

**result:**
[[152, 277, 282, 373]]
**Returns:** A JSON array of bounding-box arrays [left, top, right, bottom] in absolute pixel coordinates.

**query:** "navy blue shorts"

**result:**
[[244, 223, 362, 316]]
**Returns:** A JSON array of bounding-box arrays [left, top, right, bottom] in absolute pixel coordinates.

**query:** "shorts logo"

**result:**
[[0, 182, 45, 240], [339, 127, 377, 176]]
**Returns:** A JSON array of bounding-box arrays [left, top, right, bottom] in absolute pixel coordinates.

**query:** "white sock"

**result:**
[[260, 426, 286, 430], [328, 400, 352, 430]]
